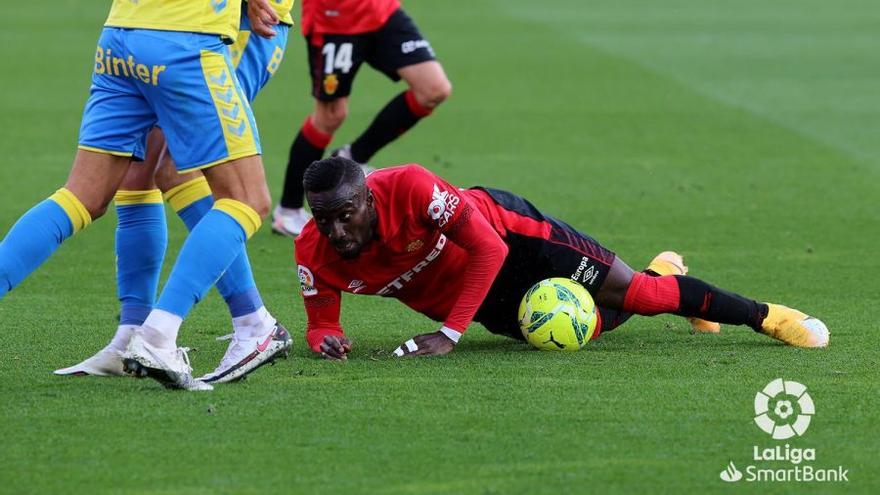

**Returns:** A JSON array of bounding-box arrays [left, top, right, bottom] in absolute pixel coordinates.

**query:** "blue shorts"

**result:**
[[229, 10, 290, 102], [78, 28, 261, 172]]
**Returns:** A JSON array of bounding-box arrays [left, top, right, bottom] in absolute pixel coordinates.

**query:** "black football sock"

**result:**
[[674, 275, 769, 331], [349, 90, 431, 163], [280, 118, 332, 209], [596, 306, 633, 333]]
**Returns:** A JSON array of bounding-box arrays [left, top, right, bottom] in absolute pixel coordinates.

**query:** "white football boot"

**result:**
[[330, 144, 375, 176], [271, 205, 312, 237], [198, 323, 292, 384], [122, 333, 213, 391], [54, 347, 125, 377]]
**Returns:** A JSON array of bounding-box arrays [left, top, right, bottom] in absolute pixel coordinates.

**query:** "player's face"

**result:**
[[307, 186, 375, 259]]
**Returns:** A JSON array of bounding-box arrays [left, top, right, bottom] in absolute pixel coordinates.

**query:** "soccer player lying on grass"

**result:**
[[294, 157, 829, 359], [55, 0, 296, 384]]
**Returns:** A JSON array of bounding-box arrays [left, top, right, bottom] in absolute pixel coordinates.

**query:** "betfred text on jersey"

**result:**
[[377, 236, 447, 295], [94, 46, 166, 86]]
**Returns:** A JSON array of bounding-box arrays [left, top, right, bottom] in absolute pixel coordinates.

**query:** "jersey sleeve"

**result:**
[[397, 164, 470, 234], [401, 165, 509, 333], [296, 260, 346, 353]]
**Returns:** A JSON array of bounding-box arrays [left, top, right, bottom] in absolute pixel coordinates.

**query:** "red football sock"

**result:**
[[301, 115, 333, 148], [622, 272, 680, 315]]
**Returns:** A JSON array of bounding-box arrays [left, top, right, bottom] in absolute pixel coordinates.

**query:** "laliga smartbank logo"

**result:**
[[754, 378, 813, 439], [719, 379, 849, 484]]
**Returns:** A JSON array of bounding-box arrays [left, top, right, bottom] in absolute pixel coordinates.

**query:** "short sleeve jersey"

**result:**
[[301, 0, 401, 36]]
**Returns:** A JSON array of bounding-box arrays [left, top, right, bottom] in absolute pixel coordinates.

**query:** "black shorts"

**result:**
[[472, 188, 617, 340], [305, 9, 437, 101]]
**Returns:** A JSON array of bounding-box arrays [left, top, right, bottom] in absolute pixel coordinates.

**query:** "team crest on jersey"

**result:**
[[323, 74, 339, 95], [348, 279, 366, 293], [406, 239, 424, 252], [298, 265, 317, 296], [427, 184, 460, 227], [210, 0, 228, 13]]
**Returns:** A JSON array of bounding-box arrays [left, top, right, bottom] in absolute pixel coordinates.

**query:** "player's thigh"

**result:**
[[305, 33, 369, 101], [201, 154, 270, 217], [154, 152, 203, 193], [133, 30, 261, 174], [367, 9, 437, 82], [65, 150, 132, 218], [79, 28, 157, 164], [119, 127, 166, 190], [231, 12, 290, 102], [476, 230, 616, 339], [397, 60, 451, 98]]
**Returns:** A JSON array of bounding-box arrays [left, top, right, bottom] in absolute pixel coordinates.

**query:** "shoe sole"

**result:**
[[202, 341, 292, 384], [123, 357, 186, 389]]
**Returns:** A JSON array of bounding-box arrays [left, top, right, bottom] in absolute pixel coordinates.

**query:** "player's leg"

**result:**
[[117, 31, 269, 390], [0, 31, 155, 300], [156, 152, 290, 383], [346, 9, 451, 164], [54, 130, 168, 377], [146, 16, 292, 384], [0, 151, 130, 299], [274, 32, 364, 236], [595, 257, 829, 348], [645, 251, 721, 333]]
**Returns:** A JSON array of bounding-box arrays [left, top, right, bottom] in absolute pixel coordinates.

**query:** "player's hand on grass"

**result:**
[[247, 0, 280, 38], [319, 335, 352, 360], [393, 331, 456, 357]]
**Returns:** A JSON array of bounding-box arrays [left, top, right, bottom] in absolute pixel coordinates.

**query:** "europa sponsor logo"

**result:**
[[571, 256, 598, 286], [718, 379, 850, 484]]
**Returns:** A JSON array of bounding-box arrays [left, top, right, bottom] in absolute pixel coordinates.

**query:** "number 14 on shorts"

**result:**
[[322, 42, 353, 74]]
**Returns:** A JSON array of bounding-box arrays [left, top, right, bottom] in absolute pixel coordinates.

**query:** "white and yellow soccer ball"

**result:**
[[517, 278, 598, 351]]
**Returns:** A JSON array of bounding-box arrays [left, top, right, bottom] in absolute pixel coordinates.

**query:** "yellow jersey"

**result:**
[[267, 0, 296, 26], [105, 0, 242, 41]]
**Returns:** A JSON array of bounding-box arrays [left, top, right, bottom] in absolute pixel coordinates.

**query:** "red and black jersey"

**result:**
[[301, 0, 401, 36], [295, 164, 513, 351], [294, 165, 617, 352]]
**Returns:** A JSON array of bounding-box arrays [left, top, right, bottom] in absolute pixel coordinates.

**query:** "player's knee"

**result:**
[[314, 102, 348, 133], [81, 197, 111, 220], [249, 193, 272, 220], [431, 79, 453, 105], [414, 79, 452, 110]]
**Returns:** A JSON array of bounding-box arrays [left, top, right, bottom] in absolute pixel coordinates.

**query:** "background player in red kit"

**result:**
[[272, 0, 452, 236], [294, 157, 830, 359]]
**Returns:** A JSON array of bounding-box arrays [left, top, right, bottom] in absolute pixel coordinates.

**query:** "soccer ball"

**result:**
[[517, 278, 598, 351]]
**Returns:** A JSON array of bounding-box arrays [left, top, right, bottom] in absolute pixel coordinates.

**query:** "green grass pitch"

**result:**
[[1, 1, 878, 493]]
